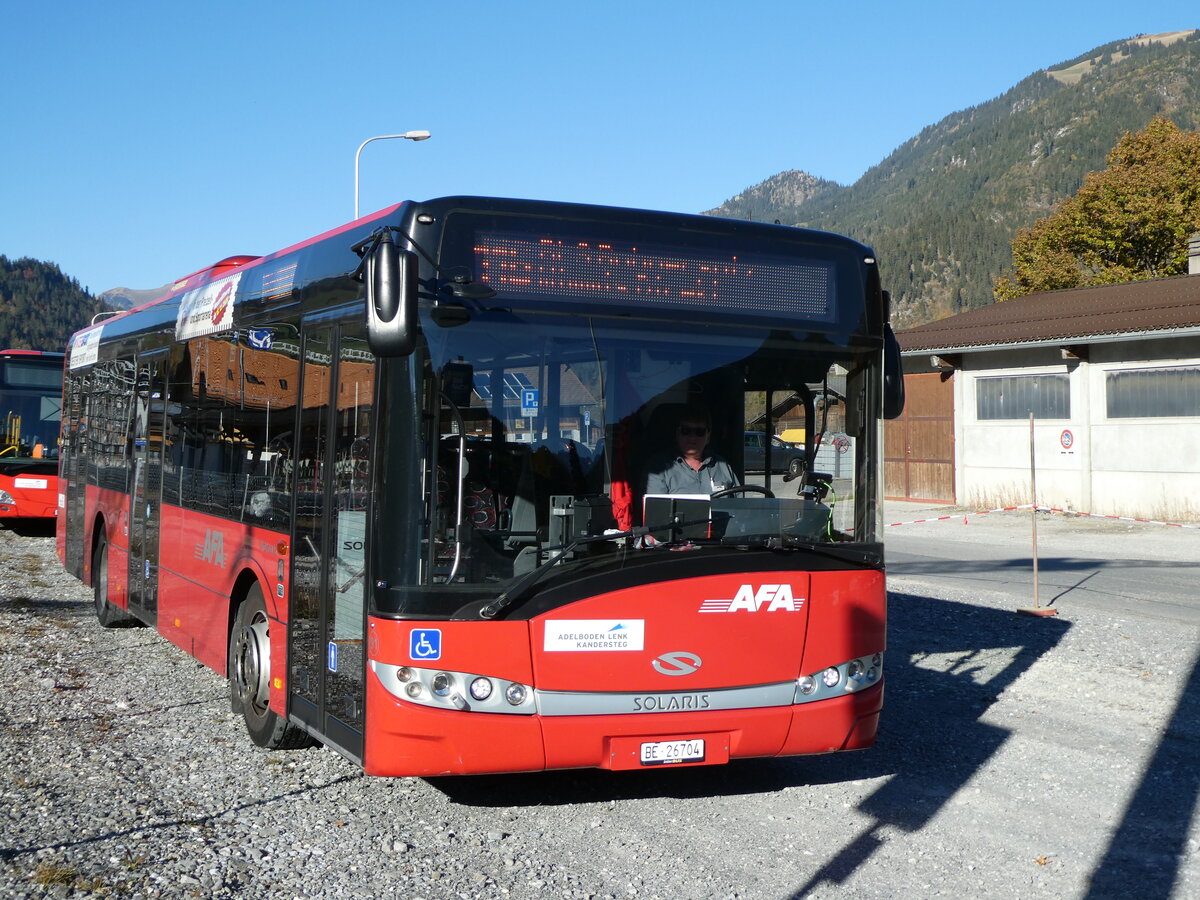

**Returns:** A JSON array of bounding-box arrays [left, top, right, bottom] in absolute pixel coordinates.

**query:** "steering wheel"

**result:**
[[710, 485, 774, 500]]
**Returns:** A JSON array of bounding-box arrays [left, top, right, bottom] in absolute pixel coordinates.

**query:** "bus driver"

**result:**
[[643, 406, 738, 496]]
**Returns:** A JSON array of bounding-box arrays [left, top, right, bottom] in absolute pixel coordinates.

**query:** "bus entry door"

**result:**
[[288, 322, 374, 760], [128, 354, 166, 622]]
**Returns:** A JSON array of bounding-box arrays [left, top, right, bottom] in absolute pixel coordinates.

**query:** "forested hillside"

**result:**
[[707, 31, 1200, 326], [0, 256, 106, 351]]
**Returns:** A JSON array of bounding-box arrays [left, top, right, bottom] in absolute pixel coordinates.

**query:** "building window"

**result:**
[[1106, 366, 1200, 418], [975, 374, 1070, 420]]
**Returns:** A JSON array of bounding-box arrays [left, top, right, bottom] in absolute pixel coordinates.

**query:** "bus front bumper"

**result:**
[[362, 677, 883, 777]]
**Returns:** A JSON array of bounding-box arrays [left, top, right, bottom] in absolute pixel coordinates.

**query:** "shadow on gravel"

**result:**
[[1084, 644, 1200, 900], [0, 596, 92, 618], [432, 591, 1072, 842], [781, 591, 1070, 897], [0, 520, 57, 538], [0, 775, 361, 859]]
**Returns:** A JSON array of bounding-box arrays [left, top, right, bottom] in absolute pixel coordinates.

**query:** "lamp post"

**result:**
[[354, 131, 431, 219]]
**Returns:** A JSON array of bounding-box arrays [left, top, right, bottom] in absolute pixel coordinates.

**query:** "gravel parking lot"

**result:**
[[1, 511, 1197, 899]]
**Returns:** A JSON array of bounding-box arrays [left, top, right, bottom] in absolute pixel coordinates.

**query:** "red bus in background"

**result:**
[[58, 196, 904, 776], [0, 349, 63, 521]]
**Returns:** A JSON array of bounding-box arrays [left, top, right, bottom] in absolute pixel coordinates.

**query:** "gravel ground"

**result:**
[[1, 514, 1197, 899]]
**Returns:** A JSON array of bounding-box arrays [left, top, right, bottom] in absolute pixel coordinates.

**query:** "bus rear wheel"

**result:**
[[93, 536, 135, 628], [229, 584, 313, 750]]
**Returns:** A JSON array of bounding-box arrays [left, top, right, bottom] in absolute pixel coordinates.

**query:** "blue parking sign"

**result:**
[[521, 389, 539, 416], [410, 628, 442, 661]]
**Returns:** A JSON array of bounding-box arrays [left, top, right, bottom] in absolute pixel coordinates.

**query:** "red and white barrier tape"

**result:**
[[886, 504, 1198, 530], [885, 504, 1031, 528], [1031, 505, 1199, 529]]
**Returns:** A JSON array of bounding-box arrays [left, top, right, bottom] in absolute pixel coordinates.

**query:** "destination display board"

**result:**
[[473, 231, 837, 320]]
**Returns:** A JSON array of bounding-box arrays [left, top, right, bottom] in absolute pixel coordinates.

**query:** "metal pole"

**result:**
[[1031, 411, 1039, 606], [1019, 411, 1057, 617], [354, 131, 431, 219]]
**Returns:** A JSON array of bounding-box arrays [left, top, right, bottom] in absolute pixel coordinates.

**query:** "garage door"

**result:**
[[885, 372, 955, 502]]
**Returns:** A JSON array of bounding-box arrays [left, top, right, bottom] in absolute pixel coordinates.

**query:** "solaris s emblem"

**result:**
[[652, 651, 702, 676]]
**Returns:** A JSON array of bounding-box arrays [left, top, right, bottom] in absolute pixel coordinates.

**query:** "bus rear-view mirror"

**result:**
[[365, 230, 419, 357], [883, 324, 905, 420]]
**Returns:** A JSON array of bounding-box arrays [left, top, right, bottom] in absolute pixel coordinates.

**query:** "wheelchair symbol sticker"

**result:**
[[410, 629, 442, 661]]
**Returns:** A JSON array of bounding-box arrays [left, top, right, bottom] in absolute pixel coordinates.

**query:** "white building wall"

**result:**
[[1086, 340, 1200, 522], [952, 339, 1200, 522]]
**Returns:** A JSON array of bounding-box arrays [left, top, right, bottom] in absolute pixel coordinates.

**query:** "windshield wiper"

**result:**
[[479, 529, 640, 619], [478, 514, 716, 619], [477, 516, 881, 620], [760, 535, 882, 568]]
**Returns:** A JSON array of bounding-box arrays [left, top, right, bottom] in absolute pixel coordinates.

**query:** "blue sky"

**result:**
[[1, 1, 1194, 296]]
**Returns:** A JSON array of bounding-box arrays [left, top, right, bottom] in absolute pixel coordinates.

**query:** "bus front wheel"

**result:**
[[228, 584, 313, 750]]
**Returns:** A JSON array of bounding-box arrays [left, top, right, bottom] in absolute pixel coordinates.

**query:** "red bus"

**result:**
[[0, 349, 64, 521], [58, 196, 904, 775]]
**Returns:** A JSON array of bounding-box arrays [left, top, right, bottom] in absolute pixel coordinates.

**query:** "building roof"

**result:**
[[897, 274, 1200, 354]]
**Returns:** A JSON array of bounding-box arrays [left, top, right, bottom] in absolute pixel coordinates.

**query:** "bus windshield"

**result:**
[[1, 355, 63, 460], [379, 305, 879, 616]]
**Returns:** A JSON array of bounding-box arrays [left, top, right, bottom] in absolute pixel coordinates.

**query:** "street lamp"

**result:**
[[354, 130, 431, 219]]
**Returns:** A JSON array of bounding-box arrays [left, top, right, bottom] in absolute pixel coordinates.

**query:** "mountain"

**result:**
[[0, 256, 108, 351], [97, 285, 172, 311], [714, 171, 840, 223], [706, 30, 1200, 327]]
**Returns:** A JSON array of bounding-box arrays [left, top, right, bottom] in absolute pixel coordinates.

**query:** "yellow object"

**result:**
[[780, 428, 806, 444]]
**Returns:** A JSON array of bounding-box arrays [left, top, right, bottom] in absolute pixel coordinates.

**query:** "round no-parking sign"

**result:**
[[1060, 429, 1074, 450]]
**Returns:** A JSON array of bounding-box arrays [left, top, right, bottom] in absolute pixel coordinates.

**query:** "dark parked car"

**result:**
[[743, 432, 805, 476]]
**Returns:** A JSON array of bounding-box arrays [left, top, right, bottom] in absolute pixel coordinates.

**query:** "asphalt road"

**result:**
[[884, 501, 1200, 625]]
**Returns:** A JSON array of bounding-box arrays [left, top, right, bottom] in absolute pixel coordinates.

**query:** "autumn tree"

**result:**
[[994, 116, 1200, 299]]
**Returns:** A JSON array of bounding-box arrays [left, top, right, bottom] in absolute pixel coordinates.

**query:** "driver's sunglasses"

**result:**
[[677, 426, 709, 437]]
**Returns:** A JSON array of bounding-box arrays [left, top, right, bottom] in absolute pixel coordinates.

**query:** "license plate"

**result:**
[[640, 738, 705, 766]]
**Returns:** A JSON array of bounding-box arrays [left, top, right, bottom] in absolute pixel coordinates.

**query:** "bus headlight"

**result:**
[[794, 653, 883, 704], [370, 661, 536, 715], [504, 683, 528, 706], [469, 677, 494, 701]]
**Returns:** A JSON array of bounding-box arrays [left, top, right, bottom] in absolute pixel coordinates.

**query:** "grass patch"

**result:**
[[32, 861, 78, 887]]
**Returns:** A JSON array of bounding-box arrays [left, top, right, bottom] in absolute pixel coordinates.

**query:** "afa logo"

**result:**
[[699, 583, 804, 613], [195, 529, 227, 569]]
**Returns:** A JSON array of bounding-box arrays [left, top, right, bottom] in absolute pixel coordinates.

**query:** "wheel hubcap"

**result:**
[[236, 613, 271, 713]]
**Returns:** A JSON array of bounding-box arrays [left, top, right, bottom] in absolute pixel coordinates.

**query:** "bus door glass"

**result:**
[[63, 370, 88, 573], [288, 321, 372, 757], [128, 353, 166, 622]]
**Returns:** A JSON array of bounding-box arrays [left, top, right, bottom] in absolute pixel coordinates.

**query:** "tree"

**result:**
[[994, 116, 1200, 299], [0, 256, 104, 349]]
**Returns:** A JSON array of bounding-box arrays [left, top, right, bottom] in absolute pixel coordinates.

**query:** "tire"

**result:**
[[93, 536, 135, 628], [228, 583, 314, 750], [787, 457, 805, 479]]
